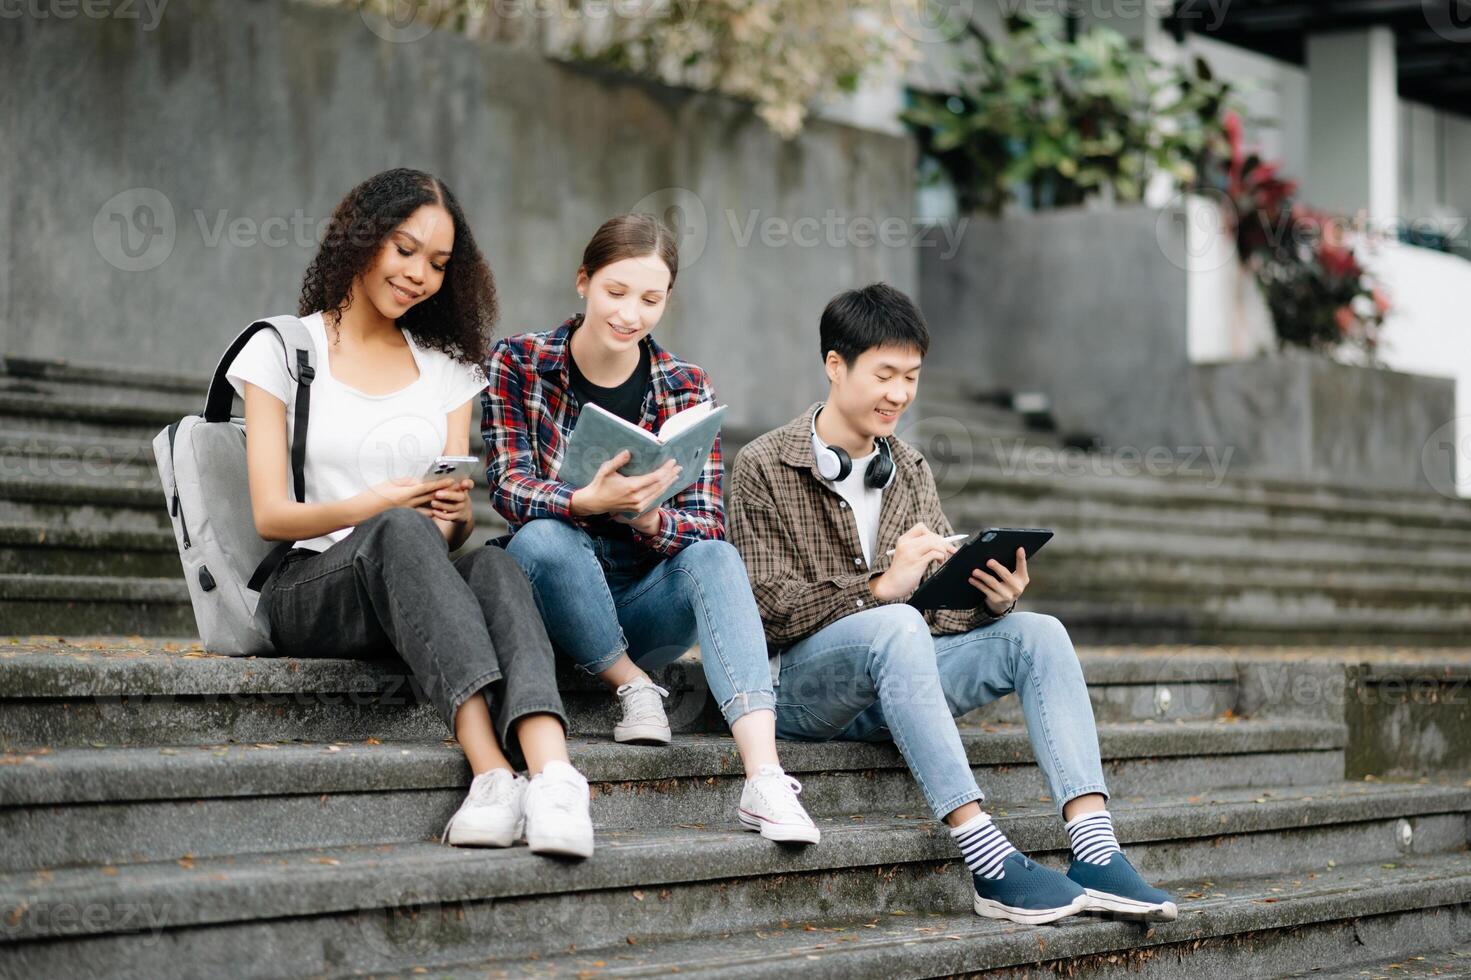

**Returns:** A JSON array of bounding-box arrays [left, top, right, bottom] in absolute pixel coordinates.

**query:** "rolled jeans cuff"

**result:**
[[717, 688, 777, 726], [1056, 783, 1111, 818], [932, 787, 987, 823]]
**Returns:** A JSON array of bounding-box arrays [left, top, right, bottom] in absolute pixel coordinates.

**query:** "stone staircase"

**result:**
[[6, 356, 1471, 644], [2, 353, 1470, 977], [2, 639, 1470, 977]]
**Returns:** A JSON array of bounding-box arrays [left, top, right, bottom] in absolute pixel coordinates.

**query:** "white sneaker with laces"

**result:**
[[523, 759, 595, 858], [613, 677, 672, 745], [739, 764, 821, 844], [441, 768, 526, 847]]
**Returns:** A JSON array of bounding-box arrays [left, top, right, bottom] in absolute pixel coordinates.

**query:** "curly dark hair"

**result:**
[[299, 168, 496, 366]]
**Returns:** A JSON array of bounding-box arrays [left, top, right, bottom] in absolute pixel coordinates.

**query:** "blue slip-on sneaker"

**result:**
[[972, 852, 1089, 925], [1067, 851, 1178, 921]]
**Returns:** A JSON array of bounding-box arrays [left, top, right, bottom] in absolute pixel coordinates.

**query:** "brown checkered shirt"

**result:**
[[728, 404, 1008, 650]]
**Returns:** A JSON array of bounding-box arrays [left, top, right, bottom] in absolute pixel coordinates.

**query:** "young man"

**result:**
[[727, 283, 1176, 926]]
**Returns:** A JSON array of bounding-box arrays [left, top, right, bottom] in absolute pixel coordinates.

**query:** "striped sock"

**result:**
[[950, 811, 1018, 880], [1066, 810, 1122, 865]]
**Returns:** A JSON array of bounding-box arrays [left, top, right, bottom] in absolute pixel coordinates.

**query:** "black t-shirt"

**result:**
[[568, 341, 652, 424], [567, 341, 654, 543]]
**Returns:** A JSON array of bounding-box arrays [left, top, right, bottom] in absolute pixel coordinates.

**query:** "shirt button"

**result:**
[[855, 599, 865, 608], [840, 501, 848, 509], [854, 557, 862, 566]]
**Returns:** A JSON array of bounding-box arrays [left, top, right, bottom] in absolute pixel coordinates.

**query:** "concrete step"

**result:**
[[0, 391, 184, 441], [0, 718, 1347, 871], [0, 524, 182, 577], [0, 638, 718, 750], [1026, 568, 1471, 613], [9, 458, 1471, 576], [400, 856, 1471, 980], [1053, 535, 1471, 579], [0, 354, 208, 395], [0, 429, 159, 483], [1277, 943, 1471, 978], [1046, 599, 1471, 647], [936, 453, 1471, 530], [1, 783, 1466, 977], [944, 493, 1471, 558], [0, 575, 195, 635], [0, 640, 1292, 751]]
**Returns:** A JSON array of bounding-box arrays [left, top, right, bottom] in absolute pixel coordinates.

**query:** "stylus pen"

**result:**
[[885, 533, 968, 557]]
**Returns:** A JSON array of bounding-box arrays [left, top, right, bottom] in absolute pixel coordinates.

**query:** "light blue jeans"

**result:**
[[505, 519, 777, 726], [774, 604, 1110, 821]]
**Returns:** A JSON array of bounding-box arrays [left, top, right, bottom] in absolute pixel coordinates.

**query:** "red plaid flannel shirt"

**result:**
[[481, 316, 725, 557]]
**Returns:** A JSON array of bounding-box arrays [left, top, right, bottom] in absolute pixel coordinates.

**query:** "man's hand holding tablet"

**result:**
[[901, 527, 1054, 612]]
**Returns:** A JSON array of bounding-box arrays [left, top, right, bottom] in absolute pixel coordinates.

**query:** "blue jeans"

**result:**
[[774, 605, 1110, 821], [505, 520, 777, 726]]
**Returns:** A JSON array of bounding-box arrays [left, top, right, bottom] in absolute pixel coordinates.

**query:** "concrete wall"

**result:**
[[918, 203, 1194, 445], [919, 203, 1458, 491], [0, 0, 917, 433]]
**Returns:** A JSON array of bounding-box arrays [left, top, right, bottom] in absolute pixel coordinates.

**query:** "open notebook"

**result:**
[[556, 401, 728, 518]]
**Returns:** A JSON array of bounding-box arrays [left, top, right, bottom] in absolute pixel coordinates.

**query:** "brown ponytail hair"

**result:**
[[579, 213, 680, 290]]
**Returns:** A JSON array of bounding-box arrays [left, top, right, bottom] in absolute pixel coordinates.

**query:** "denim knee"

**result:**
[[505, 519, 588, 573], [867, 605, 933, 663], [358, 507, 443, 549], [677, 538, 746, 577], [1007, 612, 1079, 671]]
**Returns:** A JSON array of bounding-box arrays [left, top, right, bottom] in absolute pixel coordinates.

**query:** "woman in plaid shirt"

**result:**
[[483, 213, 819, 844]]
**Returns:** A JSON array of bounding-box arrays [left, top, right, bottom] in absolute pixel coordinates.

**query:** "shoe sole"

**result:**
[[613, 724, 672, 745], [446, 819, 523, 848], [738, 809, 821, 844], [973, 893, 1088, 926], [526, 832, 595, 859], [1082, 888, 1178, 922]]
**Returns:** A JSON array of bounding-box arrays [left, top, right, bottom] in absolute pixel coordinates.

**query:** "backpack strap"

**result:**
[[206, 316, 318, 592]]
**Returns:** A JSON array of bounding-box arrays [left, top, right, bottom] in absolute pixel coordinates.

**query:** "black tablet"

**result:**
[[906, 528, 1054, 611]]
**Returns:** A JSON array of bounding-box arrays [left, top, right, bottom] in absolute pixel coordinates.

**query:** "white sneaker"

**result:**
[[441, 768, 526, 847], [523, 759, 595, 858], [739, 765, 821, 844], [613, 677, 672, 745]]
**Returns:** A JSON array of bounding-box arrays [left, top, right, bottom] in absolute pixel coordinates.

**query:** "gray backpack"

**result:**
[[152, 316, 316, 655]]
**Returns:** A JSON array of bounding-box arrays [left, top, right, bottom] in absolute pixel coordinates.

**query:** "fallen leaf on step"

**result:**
[[632, 890, 644, 901], [365, 738, 382, 745], [101, 866, 118, 876], [308, 857, 340, 866], [177, 856, 195, 869]]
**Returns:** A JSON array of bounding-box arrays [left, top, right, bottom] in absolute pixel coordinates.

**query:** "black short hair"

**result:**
[[819, 283, 931, 366]]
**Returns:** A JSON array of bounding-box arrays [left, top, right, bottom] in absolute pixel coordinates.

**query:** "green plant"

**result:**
[[563, 0, 924, 138], [903, 15, 1230, 214], [335, 0, 926, 139], [1193, 112, 1387, 357]]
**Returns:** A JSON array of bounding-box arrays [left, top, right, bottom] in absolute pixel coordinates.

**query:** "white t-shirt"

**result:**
[[819, 442, 884, 567], [226, 312, 487, 553]]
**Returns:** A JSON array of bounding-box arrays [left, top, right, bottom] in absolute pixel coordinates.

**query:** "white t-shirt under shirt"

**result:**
[[225, 311, 487, 553], [818, 442, 884, 567]]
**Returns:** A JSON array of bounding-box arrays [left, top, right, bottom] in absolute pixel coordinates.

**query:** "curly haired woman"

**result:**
[[227, 168, 594, 858]]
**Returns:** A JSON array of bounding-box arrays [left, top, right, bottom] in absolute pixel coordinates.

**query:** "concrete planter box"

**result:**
[[918, 202, 1455, 492], [1190, 351, 1455, 493]]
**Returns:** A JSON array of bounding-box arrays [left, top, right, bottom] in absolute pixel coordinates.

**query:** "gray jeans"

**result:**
[[261, 508, 568, 768]]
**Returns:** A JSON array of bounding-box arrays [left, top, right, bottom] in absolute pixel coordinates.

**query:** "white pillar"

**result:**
[[1306, 26, 1400, 223]]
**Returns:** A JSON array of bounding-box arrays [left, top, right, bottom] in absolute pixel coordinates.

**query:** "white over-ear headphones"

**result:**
[[811, 405, 896, 490]]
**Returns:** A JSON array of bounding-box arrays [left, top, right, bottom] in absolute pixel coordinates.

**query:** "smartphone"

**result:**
[[423, 455, 480, 484]]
